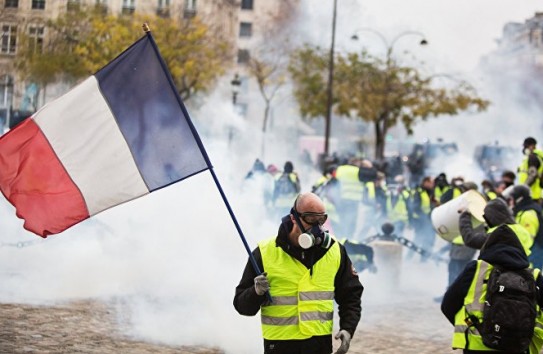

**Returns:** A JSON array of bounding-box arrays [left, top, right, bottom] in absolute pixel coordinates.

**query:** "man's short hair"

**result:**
[[501, 170, 516, 182], [523, 137, 537, 147]]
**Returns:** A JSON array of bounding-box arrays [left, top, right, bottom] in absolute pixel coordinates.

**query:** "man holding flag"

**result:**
[[234, 192, 363, 354]]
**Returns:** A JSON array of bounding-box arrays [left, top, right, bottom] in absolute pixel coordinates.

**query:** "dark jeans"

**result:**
[[529, 242, 543, 270], [448, 258, 471, 286]]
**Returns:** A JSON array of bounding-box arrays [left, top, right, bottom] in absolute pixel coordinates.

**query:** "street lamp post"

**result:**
[[323, 0, 338, 159], [231, 73, 241, 105], [229, 73, 242, 147], [350, 29, 428, 160], [351, 29, 428, 64]]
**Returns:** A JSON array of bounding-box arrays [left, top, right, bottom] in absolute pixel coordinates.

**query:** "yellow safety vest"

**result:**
[[485, 191, 497, 201], [412, 187, 431, 218], [335, 165, 363, 201], [452, 260, 543, 352], [388, 189, 410, 223], [518, 149, 543, 200], [516, 209, 540, 250], [485, 224, 532, 257], [435, 185, 450, 202], [258, 237, 341, 340]]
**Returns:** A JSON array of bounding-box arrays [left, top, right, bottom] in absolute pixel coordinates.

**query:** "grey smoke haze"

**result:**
[[1, 1, 542, 353]]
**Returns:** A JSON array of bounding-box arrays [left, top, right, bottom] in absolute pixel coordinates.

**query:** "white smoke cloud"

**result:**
[[1, 1, 542, 353]]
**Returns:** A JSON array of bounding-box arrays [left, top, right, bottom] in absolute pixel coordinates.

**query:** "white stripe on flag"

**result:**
[[34, 77, 150, 215]]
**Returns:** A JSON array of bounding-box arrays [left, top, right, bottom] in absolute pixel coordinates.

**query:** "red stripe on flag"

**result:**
[[0, 119, 89, 237]]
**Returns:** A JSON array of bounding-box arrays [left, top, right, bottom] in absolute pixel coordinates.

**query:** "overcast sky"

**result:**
[[1, 3, 543, 354], [300, 0, 542, 73]]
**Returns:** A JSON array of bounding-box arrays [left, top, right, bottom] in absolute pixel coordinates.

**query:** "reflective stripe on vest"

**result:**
[[258, 237, 341, 340], [452, 261, 542, 350], [452, 261, 494, 350]]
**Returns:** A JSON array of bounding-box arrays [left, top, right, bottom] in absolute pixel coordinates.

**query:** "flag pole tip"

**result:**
[[142, 23, 150, 33]]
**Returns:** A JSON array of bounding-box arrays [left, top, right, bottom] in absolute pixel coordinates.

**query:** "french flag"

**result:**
[[0, 33, 211, 237]]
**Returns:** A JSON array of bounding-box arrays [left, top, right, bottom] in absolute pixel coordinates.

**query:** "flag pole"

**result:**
[[142, 24, 270, 301]]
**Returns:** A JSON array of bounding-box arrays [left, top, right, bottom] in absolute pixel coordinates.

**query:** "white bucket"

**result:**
[[430, 190, 487, 242]]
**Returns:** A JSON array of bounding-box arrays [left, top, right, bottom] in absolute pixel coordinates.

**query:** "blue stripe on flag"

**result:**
[[95, 36, 209, 192]]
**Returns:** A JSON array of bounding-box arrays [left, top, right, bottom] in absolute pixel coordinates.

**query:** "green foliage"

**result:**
[[15, 7, 232, 101], [288, 45, 329, 118], [288, 45, 490, 159]]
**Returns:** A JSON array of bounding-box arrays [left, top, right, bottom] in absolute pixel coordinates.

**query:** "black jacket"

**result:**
[[459, 198, 515, 250], [441, 223, 543, 353], [233, 218, 363, 352]]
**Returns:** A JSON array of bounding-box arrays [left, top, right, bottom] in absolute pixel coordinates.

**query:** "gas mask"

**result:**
[[291, 207, 332, 249], [523, 147, 531, 156]]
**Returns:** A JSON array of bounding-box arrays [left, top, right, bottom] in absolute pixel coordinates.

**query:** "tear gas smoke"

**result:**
[[2, 1, 543, 353]]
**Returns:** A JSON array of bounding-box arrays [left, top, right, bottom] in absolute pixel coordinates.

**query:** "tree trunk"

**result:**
[[261, 102, 270, 159], [374, 120, 386, 161]]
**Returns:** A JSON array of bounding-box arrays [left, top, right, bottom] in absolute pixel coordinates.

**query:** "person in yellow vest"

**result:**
[[480, 179, 498, 201], [441, 179, 479, 286], [459, 198, 532, 256], [441, 221, 543, 354], [503, 184, 543, 270], [518, 137, 543, 204], [335, 158, 376, 239], [387, 175, 411, 236], [408, 176, 436, 261], [272, 161, 301, 219], [434, 172, 450, 204], [234, 192, 364, 354]]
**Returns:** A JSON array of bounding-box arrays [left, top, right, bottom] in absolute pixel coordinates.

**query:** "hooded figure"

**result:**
[[441, 216, 543, 354], [458, 198, 533, 253]]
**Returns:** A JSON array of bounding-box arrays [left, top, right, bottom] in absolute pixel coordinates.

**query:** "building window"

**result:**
[[95, 0, 108, 14], [237, 49, 250, 64], [0, 75, 13, 109], [122, 0, 135, 15], [31, 0, 45, 9], [241, 0, 253, 10], [4, 0, 18, 8], [28, 25, 44, 53], [157, 0, 170, 17], [239, 22, 252, 37], [67, 0, 80, 11], [1, 24, 17, 54], [184, 0, 196, 18], [235, 102, 248, 117]]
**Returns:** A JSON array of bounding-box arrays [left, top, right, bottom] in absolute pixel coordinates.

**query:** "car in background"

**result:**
[[473, 143, 517, 184], [405, 139, 459, 186]]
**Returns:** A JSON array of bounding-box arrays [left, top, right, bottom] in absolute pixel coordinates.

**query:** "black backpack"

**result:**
[[477, 264, 538, 353]]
